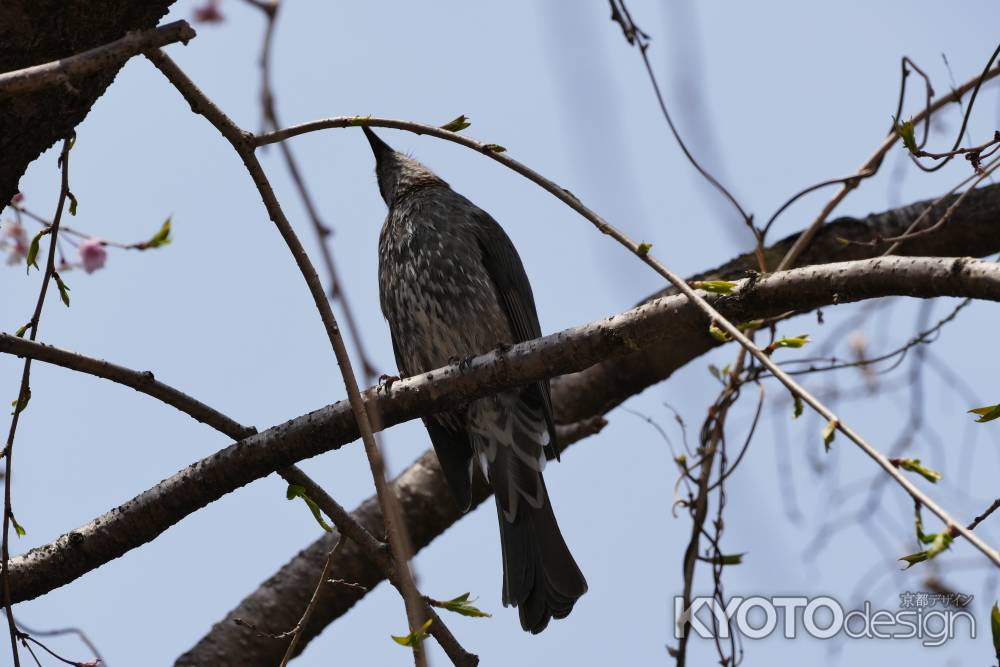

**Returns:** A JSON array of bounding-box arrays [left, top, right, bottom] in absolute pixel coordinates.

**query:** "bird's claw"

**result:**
[[448, 355, 476, 371], [378, 373, 401, 392]]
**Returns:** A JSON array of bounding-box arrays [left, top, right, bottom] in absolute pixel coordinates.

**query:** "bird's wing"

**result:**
[[390, 329, 473, 510], [471, 210, 560, 460]]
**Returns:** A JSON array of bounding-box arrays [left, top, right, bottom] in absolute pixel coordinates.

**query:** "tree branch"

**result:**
[[0, 20, 195, 97], [144, 48, 458, 666], [4, 255, 1000, 613], [0, 0, 180, 205], [268, 113, 997, 567], [0, 334, 475, 665]]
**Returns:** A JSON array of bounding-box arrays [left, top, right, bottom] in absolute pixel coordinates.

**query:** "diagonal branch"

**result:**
[[143, 49, 453, 666], [263, 111, 1000, 564], [5, 254, 1000, 611]]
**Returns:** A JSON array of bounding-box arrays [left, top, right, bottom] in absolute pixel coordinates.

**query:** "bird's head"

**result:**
[[363, 127, 446, 207]]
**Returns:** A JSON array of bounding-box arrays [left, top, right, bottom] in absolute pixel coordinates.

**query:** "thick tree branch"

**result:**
[[4, 255, 1000, 614], [0, 20, 195, 97], [557, 182, 1000, 422], [0, 0, 180, 206]]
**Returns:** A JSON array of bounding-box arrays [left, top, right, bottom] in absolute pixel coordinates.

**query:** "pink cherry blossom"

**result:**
[[193, 0, 224, 23], [79, 238, 107, 273], [3, 221, 27, 266]]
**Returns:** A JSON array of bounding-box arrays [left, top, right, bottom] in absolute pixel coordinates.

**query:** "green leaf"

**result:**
[[708, 364, 722, 382], [142, 217, 172, 249], [440, 115, 471, 132], [821, 419, 837, 452], [52, 271, 70, 307], [10, 515, 25, 538], [285, 484, 333, 533], [14, 322, 30, 338], [691, 280, 738, 295], [835, 236, 852, 246], [969, 404, 1000, 423], [391, 618, 433, 647], [899, 530, 953, 569], [636, 242, 653, 257], [437, 592, 492, 618], [10, 388, 30, 416], [483, 143, 507, 153], [894, 116, 919, 154], [709, 552, 745, 566], [348, 115, 372, 126], [893, 458, 942, 483], [990, 603, 1000, 663], [26, 230, 45, 273], [773, 334, 810, 349], [68, 192, 78, 216], [708, 322, 730, 343], [793, 395, 803, 419], [737, 320, 764, 333]]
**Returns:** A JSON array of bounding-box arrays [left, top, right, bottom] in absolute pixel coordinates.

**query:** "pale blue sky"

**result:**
[[4, 1, 1000, 665]]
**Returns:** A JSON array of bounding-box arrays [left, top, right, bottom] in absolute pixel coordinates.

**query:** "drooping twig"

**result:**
[[249, 0, 379, 382], [607, 0, 753, 231], [774, 54, 1000, 271], [13, 620, 105, 667], [2, 136, 73, 667]]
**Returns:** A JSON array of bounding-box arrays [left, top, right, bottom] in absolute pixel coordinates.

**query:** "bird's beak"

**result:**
[[362, 127, 394, 162]]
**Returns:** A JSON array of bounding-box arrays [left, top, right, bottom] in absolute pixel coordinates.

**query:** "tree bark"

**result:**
[[0, 0, 177, 205]]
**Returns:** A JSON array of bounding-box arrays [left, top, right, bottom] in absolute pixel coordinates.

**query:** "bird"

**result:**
[[363, 127, 587, 633]]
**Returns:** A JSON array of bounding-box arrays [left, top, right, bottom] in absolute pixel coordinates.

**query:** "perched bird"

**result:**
[[364, 127, 587, 633]]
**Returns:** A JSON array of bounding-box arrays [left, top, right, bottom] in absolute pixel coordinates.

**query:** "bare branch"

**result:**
[[775, 54, 1000, 271], [2, 136, 74, 667], [0, 20, 195, 97], [6, 254, 1000, 611], [260, 109, 1000, 566], [143, 49, 454, 666]]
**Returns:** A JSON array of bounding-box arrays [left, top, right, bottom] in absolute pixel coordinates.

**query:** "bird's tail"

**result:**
[[496, 478, 588, 633]]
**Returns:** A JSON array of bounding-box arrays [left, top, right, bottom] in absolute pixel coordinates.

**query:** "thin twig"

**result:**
[[13, 621, 105, 667], [278, 539, 345, 667], [2, 136, 73, 667], [251, 1, 379, 381], [774, 55, 1000, 271], [607, 0, 753, 230], [144, 49, 466, 667], [904, 42, 1000, 173]]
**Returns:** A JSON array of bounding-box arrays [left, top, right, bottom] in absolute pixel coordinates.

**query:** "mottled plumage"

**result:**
[[364, 128, 587, 633]]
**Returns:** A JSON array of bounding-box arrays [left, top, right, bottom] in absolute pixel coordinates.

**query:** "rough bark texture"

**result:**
[[0, 0, 176, 205]]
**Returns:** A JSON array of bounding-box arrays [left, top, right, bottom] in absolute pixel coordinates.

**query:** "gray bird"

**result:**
[[364, 127, 587, 633]]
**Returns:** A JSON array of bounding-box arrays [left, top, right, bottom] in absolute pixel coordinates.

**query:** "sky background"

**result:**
[[3, 1, 1000, 665]]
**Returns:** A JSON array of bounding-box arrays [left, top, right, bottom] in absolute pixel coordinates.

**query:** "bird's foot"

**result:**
[[378, 373, 401, 393], [448, 354, 476, 371]]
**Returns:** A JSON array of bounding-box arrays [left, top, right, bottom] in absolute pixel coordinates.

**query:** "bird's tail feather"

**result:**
[[496, 479, 588, 634]]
